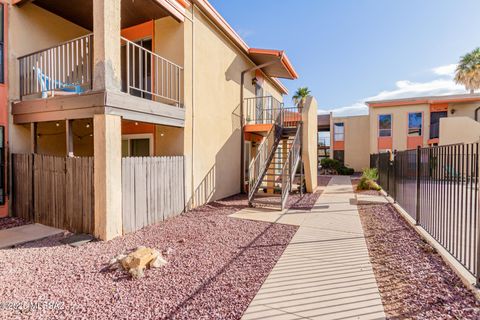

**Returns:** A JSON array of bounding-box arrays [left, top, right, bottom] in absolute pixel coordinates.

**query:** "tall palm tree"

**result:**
[[292, 87, 311, 107], [455, 48, 480, 94]]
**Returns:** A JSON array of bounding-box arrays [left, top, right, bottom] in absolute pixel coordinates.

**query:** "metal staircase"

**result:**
[[247, 112, 303, 210]]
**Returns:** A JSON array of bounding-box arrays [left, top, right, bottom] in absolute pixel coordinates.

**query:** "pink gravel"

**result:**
[[0, 195, 297, 319], [358, 203, 480, 319], [0, 217, 30, 230]]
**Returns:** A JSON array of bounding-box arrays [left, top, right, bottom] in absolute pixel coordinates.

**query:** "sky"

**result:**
[[209, 0, 480, 116]]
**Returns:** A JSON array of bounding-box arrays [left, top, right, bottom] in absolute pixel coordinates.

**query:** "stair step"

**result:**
[[252, 199, 282, 206], [254, 192, 282, 198], [262, 179, 282, 183]]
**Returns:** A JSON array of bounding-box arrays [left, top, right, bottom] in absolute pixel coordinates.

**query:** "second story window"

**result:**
[[408, 112, 422, 136], [334, 122, 344, 141], [0, 4, 4, 84], [378, 114, 392, 137]]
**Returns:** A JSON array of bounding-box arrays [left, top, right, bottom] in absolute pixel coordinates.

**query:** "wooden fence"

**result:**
[[12, 154, 94, 234], [122, 156, 185, 234]]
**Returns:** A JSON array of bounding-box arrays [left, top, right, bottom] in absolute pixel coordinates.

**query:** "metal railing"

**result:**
[[371, 143, 480, 285], [281, 124, 302, 209], [247, 115, 282, 203], [122, 36, 183, 107], [19, 34, 94, 98], [244, 96, 283, 125], [281, 106, 302, 128]]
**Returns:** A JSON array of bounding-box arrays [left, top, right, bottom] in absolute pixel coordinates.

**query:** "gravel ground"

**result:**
[[0, 195, 297, 320], [358, 202, 480, 319], [0, 217, 30, 230]]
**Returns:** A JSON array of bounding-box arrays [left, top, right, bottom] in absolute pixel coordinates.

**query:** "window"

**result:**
[[333, 123, 344, 141], [122, 134, 153, 157], [408, 112, 422, 136], [378, 114, 392, 137], [0, 4, 4, 84]]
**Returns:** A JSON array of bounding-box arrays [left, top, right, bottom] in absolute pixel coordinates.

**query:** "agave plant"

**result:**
[[455, 48, 480, 93], [292, 87, 311, 107]]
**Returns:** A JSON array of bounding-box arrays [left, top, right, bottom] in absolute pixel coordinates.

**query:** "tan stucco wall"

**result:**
[[368, 104, 430, 153], [155, 125, 184, 156], [439, 116, 480, 146], [448, 101, 480, 119], [302, 96, 318, 192], [333, 115, 370, 172], [182, 6, 285, 207]]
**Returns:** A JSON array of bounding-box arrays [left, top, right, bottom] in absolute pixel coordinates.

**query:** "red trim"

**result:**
[[121, 21, 154, 41], [248, 48, 299, 80], [333, 141, 344, 151], [430, 103, 448, 112], [244, 124, 274, 133], [368, 96, 480, 108]]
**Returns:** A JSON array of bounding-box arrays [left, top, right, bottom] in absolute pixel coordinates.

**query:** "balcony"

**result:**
[[18, 34, 183, 108], [243, 96, 302, 132]]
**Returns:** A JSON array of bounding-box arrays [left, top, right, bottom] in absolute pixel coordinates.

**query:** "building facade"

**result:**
[[322, 94, 480, 172], [4, 0, 317, 240]]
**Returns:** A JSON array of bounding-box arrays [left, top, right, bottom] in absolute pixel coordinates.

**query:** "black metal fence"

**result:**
[[371, 143, 480, 285]]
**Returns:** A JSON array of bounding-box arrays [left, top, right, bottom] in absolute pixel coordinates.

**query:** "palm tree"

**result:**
[[455, 48, 480, 94], [292, 87, 311, 107]]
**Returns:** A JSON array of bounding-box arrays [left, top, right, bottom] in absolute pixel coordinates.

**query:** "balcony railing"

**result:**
[[122, 36, 183, 107], [430, 122, 440, 140], [244, 96, 302, 127], [19, 34, 94, 99], [18, 35, 184, 108]]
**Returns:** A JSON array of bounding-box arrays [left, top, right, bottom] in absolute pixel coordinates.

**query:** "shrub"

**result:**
[[357, 176, 381, 191], [338, 166, 354, 175], [362, 168, 378, 181], [320, 158, 341, 171]]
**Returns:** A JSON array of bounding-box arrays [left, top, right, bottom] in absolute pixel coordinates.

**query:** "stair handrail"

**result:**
[[281, 123, 302, 210], [248, 110, 283, 203]]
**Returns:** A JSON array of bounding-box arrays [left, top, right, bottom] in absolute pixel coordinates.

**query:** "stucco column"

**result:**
[[302, 96, 319, 193], [94, 114, 122, 240], [93, 0, 122, 91]]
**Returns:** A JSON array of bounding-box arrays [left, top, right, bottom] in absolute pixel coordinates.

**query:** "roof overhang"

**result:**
[[248, 48, 298, 80], [367, 94, 480, 108], [15, 0, 187, 29]]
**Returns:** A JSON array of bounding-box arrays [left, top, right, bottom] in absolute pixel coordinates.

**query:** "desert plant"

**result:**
[[357, 176, 381, 191], [362, 168, 378, 181], [455, 48, 480, 93]]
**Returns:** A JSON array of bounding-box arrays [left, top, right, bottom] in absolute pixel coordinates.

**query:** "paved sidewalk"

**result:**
[[0, 223, 63, 249], [239, 176, 385, 320]]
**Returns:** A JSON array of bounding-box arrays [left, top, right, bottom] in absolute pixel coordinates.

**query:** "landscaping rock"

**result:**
[[114, 247, 167, 278], [149, 255, 167, 268]]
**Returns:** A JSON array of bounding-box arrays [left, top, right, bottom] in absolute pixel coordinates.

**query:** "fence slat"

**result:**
[[121, 156, 184, 234]]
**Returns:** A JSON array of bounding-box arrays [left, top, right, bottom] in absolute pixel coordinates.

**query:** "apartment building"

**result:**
[[322, 94, 480, 172], [3, 0, 317, 240]]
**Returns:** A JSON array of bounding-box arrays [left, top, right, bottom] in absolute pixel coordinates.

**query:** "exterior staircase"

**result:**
[[248, 123, 302, 210]]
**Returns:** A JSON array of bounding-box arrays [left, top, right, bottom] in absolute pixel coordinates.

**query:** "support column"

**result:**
[[93, 0, 122, 92], [30, 123, 37, 154], [94, 114, 122, 240], [66, 120, 74, 157]]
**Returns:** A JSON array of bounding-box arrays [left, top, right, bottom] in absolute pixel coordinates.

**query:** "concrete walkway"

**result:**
[[0, 223, 63, 249], [238, 176, 385, 320]]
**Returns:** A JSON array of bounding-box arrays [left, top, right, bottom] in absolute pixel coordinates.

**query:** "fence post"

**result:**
[[415, 145, 421, 225], [386, 151, 390, 195], [393, 150, 397, 201], [476, 142, 480, 287]]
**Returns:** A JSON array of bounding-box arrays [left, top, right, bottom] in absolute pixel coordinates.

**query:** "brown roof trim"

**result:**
[[367, 94, 480, 107]]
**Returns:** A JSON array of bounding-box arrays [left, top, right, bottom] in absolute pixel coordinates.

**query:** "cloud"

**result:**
[[432, 64, 457, 76], [321, 64, 467, 117]]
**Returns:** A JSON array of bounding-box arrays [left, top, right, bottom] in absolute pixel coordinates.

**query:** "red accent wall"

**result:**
[[407, 136, 423, 150], [378, 137, 392, 151]]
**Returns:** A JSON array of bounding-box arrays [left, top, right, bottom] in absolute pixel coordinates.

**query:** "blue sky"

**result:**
[[209, 0, 480, 116]]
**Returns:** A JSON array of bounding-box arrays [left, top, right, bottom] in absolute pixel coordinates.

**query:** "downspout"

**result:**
[[191, 1, 195, 207], [475, 106, 480, 122], [239, 54, 285, 194]]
